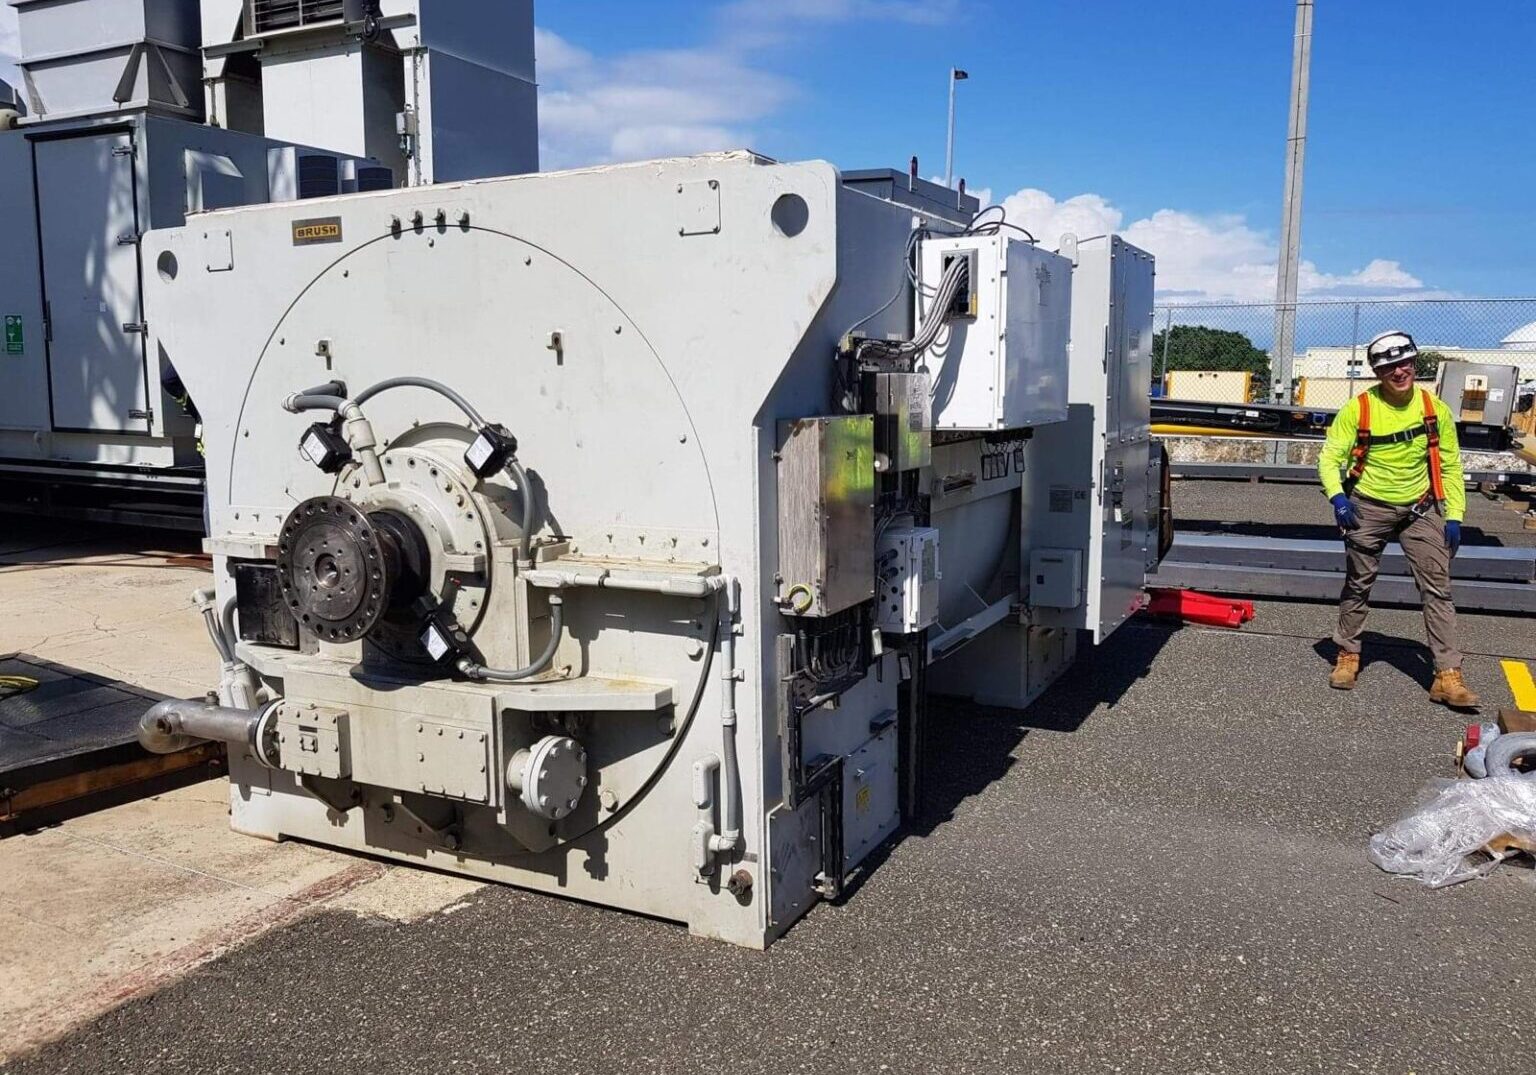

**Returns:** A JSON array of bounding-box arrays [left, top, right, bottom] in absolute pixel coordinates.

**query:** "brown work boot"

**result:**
[[1329, 652, 1360, 690], [1429, 668, 1480, 709]]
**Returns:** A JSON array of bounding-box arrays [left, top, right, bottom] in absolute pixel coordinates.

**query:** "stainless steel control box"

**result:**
[[776, 416, 875, 617]]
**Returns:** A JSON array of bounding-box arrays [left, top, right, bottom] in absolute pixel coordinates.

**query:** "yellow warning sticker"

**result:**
[[855, 785, 871, 813]]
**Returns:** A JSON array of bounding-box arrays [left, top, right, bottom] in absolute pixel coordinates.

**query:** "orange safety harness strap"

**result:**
[[1343, 391, 1371, 492], [1421, 387, 1446, 506], [1340, 388, 1446, 508]]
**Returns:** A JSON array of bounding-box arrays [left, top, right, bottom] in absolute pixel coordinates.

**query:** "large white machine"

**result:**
[[134, 151, 1160, 946]]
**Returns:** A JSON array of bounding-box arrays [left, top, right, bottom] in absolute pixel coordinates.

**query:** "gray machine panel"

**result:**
[[1024, 236, 1157, 643], [34, 129, 151, 433], [1108, 235, 1156, 449], [0, 130, 49, 432]]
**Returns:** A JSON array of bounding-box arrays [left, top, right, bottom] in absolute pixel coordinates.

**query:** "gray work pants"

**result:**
[[1333, 497, 1461, 670]]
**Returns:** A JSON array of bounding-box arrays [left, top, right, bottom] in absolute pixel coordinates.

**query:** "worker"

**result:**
[[1317, 330, 1478, 707]]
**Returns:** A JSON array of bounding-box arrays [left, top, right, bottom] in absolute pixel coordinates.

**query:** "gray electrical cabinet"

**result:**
[[1431, 360, 1517, 445], [0, 112, 380, 464], [1023, 235, 1159, 642], [34, 129, 152, 432]]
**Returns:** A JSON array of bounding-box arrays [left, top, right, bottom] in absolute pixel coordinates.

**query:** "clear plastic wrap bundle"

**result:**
[[1368, 776, 1536, 888]]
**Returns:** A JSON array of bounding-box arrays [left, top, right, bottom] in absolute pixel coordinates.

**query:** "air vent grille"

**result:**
[[251, 0, 347, 35]]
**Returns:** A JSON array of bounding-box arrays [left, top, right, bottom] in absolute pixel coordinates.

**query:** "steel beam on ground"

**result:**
[[0, 500, 204, 532], [1168, 460, 1535, 487], [1149, 561, 1535, 615], [0, 654, 222, 834], [1167, 533, 1536, 582], [0, 459, 205, 490]]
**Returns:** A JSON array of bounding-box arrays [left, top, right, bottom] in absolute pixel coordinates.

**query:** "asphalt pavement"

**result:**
[[12, 590, 1535, 1075]]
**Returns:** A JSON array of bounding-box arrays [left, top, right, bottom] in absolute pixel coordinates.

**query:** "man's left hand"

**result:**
[[1445, 520, 1461, 558]]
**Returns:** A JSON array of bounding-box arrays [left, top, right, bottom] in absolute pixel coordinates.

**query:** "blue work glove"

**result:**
[[1330, 493, 1359, 532], [1445, 520, 1461, 557]]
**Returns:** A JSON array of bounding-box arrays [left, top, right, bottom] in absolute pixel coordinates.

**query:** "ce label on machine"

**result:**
[[4, 315, 21, 355]]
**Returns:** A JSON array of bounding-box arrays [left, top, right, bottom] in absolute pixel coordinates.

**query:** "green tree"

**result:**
[[1152, 325, 1272, 386], [1415, 349, 1445, 380]]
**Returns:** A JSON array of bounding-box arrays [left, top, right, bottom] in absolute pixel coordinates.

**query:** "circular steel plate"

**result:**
[[276, 496, 391, 642]]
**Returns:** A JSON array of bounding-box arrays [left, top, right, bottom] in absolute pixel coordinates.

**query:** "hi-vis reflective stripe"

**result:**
[[1501, 660, 1536, 712]]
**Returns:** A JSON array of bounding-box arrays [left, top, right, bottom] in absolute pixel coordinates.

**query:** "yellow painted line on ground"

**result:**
[[1501, 660, 1536, 712]]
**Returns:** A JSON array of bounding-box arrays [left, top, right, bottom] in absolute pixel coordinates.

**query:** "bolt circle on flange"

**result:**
[[509, 735, 588, 821], [276, 496, 393, 643]]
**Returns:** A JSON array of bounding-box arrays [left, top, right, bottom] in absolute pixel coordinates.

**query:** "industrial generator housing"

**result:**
[[137, 152, 1160, 947]]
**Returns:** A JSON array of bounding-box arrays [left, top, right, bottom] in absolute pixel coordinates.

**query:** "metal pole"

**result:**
[[1159, 308, 1174, 390], [944, 70, 958, 188], [1272, 0, 1313, 405], [1348, 302, 1361, 398]]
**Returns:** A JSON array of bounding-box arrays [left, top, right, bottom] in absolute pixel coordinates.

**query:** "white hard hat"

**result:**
[[1365, 330, 1418, 369]]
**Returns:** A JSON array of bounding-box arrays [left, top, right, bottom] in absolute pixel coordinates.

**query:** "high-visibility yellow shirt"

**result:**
[[1317, 386, 1465, 521]]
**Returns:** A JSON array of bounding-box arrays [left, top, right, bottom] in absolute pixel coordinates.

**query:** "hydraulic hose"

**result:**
[[353, 376, 487, 427], [284, 377, 538, 553], [200, 603, 233, 664], [283, 393, 350, 413], [505, 457, 535, 562], [1483, 732, 1536, 779], [458, 597, 564, 682], [219, 596, 239, 655]]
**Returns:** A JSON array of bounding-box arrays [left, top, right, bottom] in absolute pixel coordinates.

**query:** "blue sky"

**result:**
[[531, 0, 1534, 303], [2, 2, 1530, 302]]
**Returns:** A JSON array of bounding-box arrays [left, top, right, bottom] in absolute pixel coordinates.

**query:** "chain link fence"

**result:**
[[1152, 297, 1536, 411]]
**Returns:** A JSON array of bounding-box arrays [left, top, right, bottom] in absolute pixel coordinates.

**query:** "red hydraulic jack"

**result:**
[[1146, 588, 1256, 629]]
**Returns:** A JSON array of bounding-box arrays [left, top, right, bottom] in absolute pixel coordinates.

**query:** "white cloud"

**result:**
[[718, 0, 961, 45], [720, 0, 958, 22], [535, 27, 793, 168], [985, 186, 1440, 303], [535, 1, 964, 169]]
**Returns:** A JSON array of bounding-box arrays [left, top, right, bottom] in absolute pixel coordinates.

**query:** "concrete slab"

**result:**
[[0, 522, 214, 699]]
